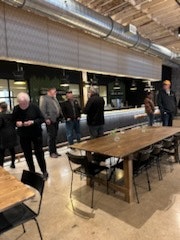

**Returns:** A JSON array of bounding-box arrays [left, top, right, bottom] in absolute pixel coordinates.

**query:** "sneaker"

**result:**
[[10, 163, 15, 169], [50, 153, 58, 158], [43, 172, 49, 181]]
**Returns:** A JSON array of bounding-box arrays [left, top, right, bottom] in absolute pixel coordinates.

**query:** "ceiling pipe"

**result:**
[[2, 0, 180, 64]]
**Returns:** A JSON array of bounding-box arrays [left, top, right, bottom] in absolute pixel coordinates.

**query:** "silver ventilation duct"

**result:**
[[2, 0, 180, 64]]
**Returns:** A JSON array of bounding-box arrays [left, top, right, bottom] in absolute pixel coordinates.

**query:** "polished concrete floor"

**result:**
[[1, 121, 180, 240]]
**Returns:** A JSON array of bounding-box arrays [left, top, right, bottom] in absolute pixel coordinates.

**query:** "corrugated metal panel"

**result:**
[[4, 4, 49, 63], [0, 4, 6, 57], [0, 2, 162, 80], [48, 21, 79, 68]]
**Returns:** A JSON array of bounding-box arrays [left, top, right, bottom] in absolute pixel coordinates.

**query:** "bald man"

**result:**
[[157, 80, 177, 126]]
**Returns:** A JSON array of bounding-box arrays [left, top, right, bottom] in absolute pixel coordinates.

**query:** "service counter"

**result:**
[[42, 107, 150, 146], [7, 107, 160, 159]]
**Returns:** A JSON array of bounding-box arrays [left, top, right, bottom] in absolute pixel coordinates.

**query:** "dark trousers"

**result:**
[[46, 122, 59, 154], [162, 112, 173, 126], [0, 148, 15, 167], [147, 113, 154, 126], [89, 125, 104, 139], [20, 135, 47, 174], [66, 119, 81, 145]]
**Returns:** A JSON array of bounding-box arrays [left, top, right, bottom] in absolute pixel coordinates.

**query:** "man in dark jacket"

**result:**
[[84, 87, 105, 138], [61, 90, 81, 145], [157, 80, 177, 126], [0, 102, 17, 168], [13, 92, 48, 180]]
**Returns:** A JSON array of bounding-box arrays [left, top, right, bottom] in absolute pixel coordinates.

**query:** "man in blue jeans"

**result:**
[[61, 90, 81, 145], [157, 80, 177, 126]]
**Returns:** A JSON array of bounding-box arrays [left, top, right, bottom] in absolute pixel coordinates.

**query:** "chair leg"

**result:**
[[133, 176, 139, 204], [70, 172, 73, 198], [106, 169, 109, 195], [145, 167, 151, 191], [22, 223, 26, 233], [91, 178, 94, 208], [34, 218, 43, 240], [156, 158, 163, 181]]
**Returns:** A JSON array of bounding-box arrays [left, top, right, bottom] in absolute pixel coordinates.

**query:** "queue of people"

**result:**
[[0, 81, 179, 176]]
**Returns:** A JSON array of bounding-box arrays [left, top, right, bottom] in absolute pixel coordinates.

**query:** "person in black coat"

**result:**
[[12, 92, 48, 180], [0, 102, 17, 168], [157, 80, 177, 126], [61, 90, 81, 145], [84, 87, 105, 138]]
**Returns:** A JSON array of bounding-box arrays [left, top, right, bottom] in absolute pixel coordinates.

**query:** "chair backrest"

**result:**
[[139, 148, 152, 162], [66, 152, 87, 165], [163, 137, 174, 149], [152, 143, 163, 155], [21, 170, 45, 214]]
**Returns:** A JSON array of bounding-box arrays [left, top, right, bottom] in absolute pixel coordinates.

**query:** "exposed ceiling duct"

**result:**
[[2, 0, 180, 65]]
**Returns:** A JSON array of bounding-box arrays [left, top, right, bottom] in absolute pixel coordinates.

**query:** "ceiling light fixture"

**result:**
[[13, 63, 26, 85], [130, 80, 137, 91], [113, 79, 121, 90], [60, 69, 69, 87]]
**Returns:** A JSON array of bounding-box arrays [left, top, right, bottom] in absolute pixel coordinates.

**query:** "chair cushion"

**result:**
[[0, 203, 36, 234]]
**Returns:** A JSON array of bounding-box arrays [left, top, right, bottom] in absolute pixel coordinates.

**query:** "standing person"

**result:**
[[157, 80, 177, 126], [12, 92, 48, 180], [0, 102, 17, 168], [39, 87, 63, 158], [144, 92, 155, 126], [84, 87, 105, 138], [61, 90, 81, 145]]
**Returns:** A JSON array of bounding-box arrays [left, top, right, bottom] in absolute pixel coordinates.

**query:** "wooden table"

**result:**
[[72, 126, 180, 203], [0, 167, 35, 212]]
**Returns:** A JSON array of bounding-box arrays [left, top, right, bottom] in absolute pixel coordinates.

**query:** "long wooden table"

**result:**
[[0, 167, 35, 212], [72, 126, 180, 203]]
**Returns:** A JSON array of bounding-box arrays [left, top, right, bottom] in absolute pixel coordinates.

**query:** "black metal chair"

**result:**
[[162, 136, 175, 171], [66, 152, 109, 208], [150, 142, 163, 180], [133, 147, 152, 203], [0, 170, 45, 240]]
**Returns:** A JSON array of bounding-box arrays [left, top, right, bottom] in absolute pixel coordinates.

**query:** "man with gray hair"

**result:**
[[84, 87, 105, 138], [12, 92, 48, 180]]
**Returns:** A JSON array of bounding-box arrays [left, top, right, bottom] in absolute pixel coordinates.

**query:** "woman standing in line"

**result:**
[[144, 92, 155, 126], [0, 102, 17, 168]]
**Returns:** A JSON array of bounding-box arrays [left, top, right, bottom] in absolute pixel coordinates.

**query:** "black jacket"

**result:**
[[84, 94, 105, 126], [12, 103, 44, 138], [157, 89, 177, 115], [0, 112, 17, 149], [61, 99, 81, 120]]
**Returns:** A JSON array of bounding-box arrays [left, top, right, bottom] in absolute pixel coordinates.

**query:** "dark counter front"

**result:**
[[7, 108, 156, 158], [43, 108, 150, 146]]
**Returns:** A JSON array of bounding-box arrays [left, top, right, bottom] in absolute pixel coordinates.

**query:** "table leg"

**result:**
[[174, 137, 180, 163], [123, 155, 133, 203]]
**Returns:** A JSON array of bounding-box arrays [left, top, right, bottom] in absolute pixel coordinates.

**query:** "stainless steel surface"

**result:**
[[2, 0, 180, 64]]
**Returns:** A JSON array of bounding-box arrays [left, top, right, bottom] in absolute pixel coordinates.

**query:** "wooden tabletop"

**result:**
[[0, 167, 35, 212], [72, 126, 180, 158]]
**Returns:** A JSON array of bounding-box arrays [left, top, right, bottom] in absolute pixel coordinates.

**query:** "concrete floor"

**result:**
[[1, 120, 180, 240]]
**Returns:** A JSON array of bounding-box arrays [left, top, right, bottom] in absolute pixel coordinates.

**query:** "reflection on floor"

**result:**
[[1, 139, 180, 240]]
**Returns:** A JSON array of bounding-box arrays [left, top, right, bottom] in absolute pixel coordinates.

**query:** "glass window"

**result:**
[[0, 79, 27, 110], [99, 85, 107, 106]]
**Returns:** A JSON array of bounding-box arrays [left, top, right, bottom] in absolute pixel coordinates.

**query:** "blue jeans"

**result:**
[[89, 125, 104, 139], [161, 112, 173, 126], [66, 119, 81, 145], [147, 113, 154, 126]]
